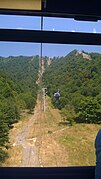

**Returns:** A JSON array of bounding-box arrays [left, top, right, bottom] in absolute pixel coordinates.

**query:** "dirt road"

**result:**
[[3, 97, 69, 167], [3, 101, 42, 167], [15, 110, 40, 167]]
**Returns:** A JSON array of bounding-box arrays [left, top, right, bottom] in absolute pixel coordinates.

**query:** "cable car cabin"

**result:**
[[0, 0, 101, 179], [54, 91, 60, 100]]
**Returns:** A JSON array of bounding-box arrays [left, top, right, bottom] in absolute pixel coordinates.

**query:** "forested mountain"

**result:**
[[1, 50, 101, 164], [0, 56, 39, 110], [43, 50, 101, 125], [0, 56, 39, 163]]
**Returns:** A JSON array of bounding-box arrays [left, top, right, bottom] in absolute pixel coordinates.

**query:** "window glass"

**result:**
[[0, 41, 101, 167], [0, 15, 41, 30], [43, 17, 101, 33]]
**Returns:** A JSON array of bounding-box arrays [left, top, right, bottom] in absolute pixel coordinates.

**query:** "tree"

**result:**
[[78, 97, 101, 123], [61, 105, 78, 126]]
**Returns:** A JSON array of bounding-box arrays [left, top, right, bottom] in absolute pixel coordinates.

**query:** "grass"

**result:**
[[2, 145, 23, 167], [39, 96, 101, 166], [59, 123, 101, 166]]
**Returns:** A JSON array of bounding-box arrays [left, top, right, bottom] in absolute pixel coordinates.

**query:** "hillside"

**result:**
[[1, 50, 101, 166], [0, 56, 39, 164], [43, 50, 101, 125], [0, 56, 39, 110], [3, 96, 99, 167]]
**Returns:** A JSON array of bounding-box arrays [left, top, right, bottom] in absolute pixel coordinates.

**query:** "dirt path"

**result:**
[[3, 97, 69, 167], [15, 115, 40, 167], [3, 101, 41, 167]]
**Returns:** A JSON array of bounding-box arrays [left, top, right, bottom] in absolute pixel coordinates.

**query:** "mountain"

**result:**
[[0, 55, 39, 109], [43, 50, 101, 125]]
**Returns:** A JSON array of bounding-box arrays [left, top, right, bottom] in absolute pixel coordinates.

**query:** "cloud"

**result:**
[[93, 28, 96, 33]]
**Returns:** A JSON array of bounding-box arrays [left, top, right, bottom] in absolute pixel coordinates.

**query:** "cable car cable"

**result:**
[[40, 16, 43, 105]]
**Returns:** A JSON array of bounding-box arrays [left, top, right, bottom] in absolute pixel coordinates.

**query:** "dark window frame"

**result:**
[[0, 28, 101, 45]]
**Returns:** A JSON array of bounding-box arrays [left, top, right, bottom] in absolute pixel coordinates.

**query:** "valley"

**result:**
[[0, 49, 101, 166]]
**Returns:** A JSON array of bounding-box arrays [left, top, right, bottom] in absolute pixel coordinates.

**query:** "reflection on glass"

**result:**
[[1, 15, 100, 34], [0, 42, 101, 167], [43, 17, 101, 34]]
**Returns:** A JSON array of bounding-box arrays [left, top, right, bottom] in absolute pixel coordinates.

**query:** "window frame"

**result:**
[[0, 3, 100, 178]]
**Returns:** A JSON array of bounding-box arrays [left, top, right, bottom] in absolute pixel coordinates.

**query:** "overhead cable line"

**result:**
[[40, 16, 43, 107]]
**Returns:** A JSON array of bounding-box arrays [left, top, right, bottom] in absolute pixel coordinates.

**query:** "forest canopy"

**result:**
[[43, 50, 101, 125]]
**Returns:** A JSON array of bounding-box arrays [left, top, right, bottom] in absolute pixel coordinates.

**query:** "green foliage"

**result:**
[[0, 76, 17, 162], [77, 97, 101, 124], [20, 92, 36, 112], [0, 56, 39, 110], [0, 149, 8, 164], [43, 50, 101, 125], [61, 106, 77, 126], [0, 55, 39, 163]]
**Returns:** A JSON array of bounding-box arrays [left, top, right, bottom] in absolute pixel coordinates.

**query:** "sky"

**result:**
[[0, 15, 101, 57]]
